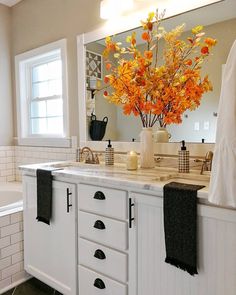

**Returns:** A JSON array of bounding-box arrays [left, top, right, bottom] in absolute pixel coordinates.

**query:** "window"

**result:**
[[15, 39, 69, 147]]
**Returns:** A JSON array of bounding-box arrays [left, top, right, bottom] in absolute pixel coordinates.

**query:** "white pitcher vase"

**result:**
[[140, 127, 155, 168], [154, 127, 171, 143]]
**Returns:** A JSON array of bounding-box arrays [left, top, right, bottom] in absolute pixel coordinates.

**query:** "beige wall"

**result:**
[[167, 18, 236, 143], [0, 4, 13, 145], [11, 0, 104, 139]]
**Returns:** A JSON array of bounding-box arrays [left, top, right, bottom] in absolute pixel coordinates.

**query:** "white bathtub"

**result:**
[[0, 182, 23, 216]]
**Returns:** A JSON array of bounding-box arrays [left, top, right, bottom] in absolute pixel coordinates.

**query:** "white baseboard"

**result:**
[[0, 275, 32, 295]]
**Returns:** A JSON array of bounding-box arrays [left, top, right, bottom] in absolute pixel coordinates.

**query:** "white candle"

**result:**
[[126, 151, 138, 170]]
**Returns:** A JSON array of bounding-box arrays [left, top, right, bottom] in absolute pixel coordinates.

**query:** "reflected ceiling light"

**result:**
[[100, 0, 134, 20]]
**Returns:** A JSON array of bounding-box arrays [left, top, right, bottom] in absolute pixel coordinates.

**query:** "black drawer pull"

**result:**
[[94, 191, 106, 200], [66, 188, 72, 213], [129, 198, 134, 228], [94, 278, 106, 289], [94, 220, 106, 230], [94, 249, 106, 260]]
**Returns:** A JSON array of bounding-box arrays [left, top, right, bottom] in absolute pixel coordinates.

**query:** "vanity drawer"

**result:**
[[78, 211, 128, 251], [78, 183, 127, 220], [79, 238, 128, 283], [79, 265, 127, 295]]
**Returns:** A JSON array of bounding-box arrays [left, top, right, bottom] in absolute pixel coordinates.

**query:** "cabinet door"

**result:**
[[128, 194, 164, 295], [23, 176, 77, 295], [129, 193, 236, 295]]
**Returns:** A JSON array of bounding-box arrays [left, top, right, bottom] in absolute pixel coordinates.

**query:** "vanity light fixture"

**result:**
[[100, 0, 134, 20]]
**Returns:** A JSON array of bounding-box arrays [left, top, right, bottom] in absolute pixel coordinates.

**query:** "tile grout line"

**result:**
[[11, 287, 16, 295]]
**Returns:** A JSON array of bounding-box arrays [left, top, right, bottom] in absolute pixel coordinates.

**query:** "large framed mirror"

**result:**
[[77, 0, 236, 153]]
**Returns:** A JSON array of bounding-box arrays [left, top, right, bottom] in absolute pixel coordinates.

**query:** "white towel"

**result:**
[[208, 40, 236, 207]]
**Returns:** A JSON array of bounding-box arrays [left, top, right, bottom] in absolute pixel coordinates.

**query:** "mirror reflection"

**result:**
[[85, 0, 236, 143]]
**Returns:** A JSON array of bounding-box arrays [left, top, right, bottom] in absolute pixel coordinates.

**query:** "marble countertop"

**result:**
[[20, 161, 210, 201]]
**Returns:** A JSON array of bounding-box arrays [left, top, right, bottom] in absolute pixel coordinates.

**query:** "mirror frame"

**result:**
[[77, 0, 221, 155]]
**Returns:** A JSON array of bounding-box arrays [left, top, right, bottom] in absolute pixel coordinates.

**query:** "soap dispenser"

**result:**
[[105, 139, 114, 165], [178, 140, 189, 173]]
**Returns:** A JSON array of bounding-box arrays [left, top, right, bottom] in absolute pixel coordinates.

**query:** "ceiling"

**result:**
[[97, 0, 236, 46], [0, 0, 22, 7]]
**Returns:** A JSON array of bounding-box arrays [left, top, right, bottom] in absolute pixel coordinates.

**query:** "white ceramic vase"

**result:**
[[154, 127, 171, 143], [140, 127, 155, 168]]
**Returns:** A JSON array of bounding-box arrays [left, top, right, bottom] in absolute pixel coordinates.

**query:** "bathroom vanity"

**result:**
[[21, 163, 236, 295]]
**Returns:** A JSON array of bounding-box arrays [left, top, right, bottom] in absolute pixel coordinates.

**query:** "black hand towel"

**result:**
[[163, 182, 205, 276], [36, 169, 53, 225]]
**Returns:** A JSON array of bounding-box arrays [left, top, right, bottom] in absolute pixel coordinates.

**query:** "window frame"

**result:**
[[15, 39, 70, 147]]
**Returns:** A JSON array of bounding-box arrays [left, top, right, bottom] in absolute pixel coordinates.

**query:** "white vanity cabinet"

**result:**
[[129, 192, 236, 295], [23, 175, 77, 295], [22, 171, 236, 295], [77, 183, 128, 295]]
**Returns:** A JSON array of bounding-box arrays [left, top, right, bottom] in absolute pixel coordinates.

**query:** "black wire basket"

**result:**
[[89, 115, 108, 141]]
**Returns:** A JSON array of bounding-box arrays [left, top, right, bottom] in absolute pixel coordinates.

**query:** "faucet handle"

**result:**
[[205, 151, 213, 161], [82, 152, 90, 162], [200, 151, 213, 174], [94, 153, 100, 164]]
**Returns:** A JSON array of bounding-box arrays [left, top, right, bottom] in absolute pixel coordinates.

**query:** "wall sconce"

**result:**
[[100, 0, 134, 20]]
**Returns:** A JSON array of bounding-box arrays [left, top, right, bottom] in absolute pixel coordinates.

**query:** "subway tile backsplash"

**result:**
[[0, 147, 15, 182], [14, 146, 77, 181], [0, 146, 77, 182]]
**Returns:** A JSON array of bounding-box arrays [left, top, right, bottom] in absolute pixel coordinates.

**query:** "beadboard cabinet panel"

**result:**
[[23, 176, 77, 295], [129, 193, 236, 295]]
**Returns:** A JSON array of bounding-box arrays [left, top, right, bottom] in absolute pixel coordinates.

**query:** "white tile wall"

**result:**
[[0, 145, 78, 182], [0, 145, 77, 292], [0, 147, 15, 183], [14, 146, 77, 181], [0, 212, 30, 292]]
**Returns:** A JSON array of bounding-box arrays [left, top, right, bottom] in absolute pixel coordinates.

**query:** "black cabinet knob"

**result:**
[[94, 220, 106, 230], [94, 278, 106, 289], [94, 191, 106, 200], [94, 249, 106, 260]]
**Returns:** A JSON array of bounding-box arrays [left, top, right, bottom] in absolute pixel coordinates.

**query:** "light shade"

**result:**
[[100, 0, 134, 20]]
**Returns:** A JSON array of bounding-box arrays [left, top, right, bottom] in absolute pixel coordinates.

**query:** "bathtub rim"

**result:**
[[0, 181, 23, 217], [0, 201, 23, 217]]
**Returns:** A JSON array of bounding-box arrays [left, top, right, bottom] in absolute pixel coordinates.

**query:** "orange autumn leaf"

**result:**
[[146, 21, 153, 31], [185, 59, 192, 66], [106, 63, 112, 70], [201, 46, 209, 55], [104, 76, 110, 83], [123, 103, 134, 115], [131, 38, 136, 46], [144, 50, 153, 59], [142, 32, 151, 42], [205, 38, 217, 47]]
